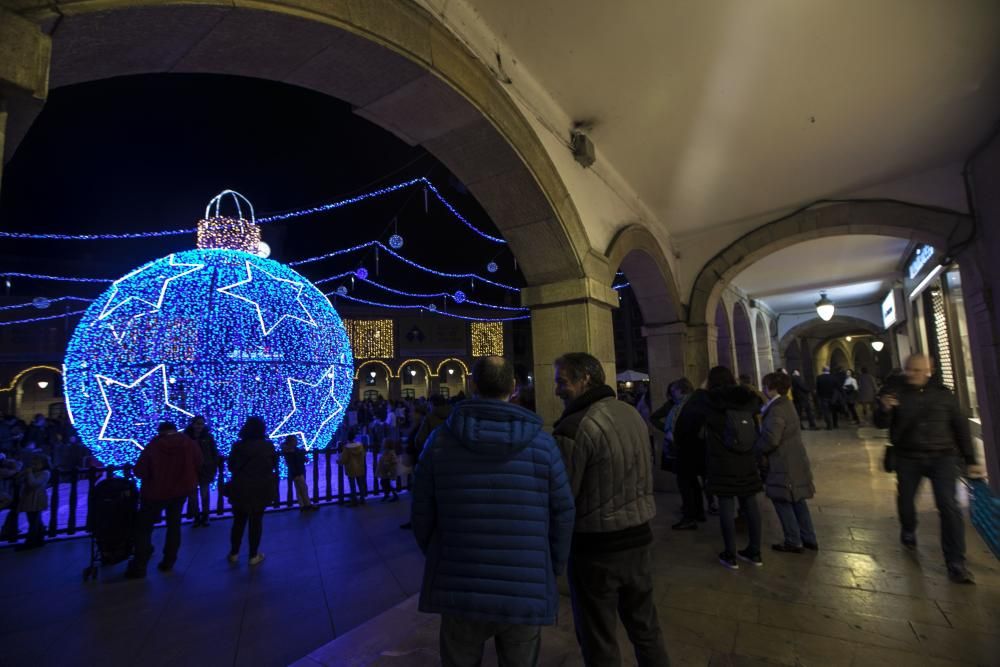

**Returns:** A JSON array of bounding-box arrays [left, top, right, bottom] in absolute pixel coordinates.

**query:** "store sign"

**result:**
[[908, 244, 935, 280], [882, 291, 897, 328]]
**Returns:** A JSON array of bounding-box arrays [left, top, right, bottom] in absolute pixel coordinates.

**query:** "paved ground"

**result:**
[[1, 427, 998, 666]]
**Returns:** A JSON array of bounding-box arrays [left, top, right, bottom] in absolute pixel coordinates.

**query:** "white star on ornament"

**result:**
[[98, 254, 204, 321], [217, 260, 317, 336], [95, 365, 194, 451], [270, 366, 344, 448]]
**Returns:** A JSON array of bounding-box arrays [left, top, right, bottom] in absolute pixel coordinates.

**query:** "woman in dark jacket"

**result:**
[[227, 417, 276, 566], [684, 366, 764, 569], [755, 373, 818, 553]]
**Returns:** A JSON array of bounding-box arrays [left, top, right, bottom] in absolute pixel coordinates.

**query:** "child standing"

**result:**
[[376, 441, 400, 502], [15, 454, 50, 551], [338, 435, 368, 506], [282, 436, 318, 512]]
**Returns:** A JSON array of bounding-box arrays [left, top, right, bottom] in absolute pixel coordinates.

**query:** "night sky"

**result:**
[[0, 74, 522, 306]]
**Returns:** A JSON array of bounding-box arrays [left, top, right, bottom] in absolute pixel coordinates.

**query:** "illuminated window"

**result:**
[[471, 321, 503, 357], [345, 319, 395, 359]]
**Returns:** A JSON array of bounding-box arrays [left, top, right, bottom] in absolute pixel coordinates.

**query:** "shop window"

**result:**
[[402, 388, 415, 399]]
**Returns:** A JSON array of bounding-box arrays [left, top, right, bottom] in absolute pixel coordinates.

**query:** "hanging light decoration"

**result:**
[[428, 303, 438, 312], [355, 267, 368, 280], [388, 234, 404, 250], [486, 261, 498, 274], [336, 286, 348, 296], [453, 290, 466, 304], [815, 292, 835, 321], [871, 340, 885, 352]]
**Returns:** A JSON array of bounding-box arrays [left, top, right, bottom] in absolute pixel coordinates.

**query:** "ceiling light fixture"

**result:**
[[845, 336, 852, 342], [37, 380, 49, 389], [871, 340, 885, 352], [815, 292, 835, 321]]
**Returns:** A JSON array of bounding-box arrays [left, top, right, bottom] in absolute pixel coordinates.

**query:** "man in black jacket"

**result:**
[[815, 367, 839, 430], [791, 370, 817, 430], [875, 354, 985, 584]]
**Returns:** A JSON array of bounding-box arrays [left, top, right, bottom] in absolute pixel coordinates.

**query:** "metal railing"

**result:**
[[0, 447, 410, 543]]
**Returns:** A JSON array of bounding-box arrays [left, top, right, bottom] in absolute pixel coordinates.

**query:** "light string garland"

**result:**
[[330, 291, 529, 322], [0, 295, 94, 311], [0, 309, 89, 327], [315, 271, 528, 312], [0, 178, 505, 244], [0, 272, 113, 284]]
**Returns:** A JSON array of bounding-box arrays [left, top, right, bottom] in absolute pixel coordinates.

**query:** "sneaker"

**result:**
[[672, 520, 698, 531], [227, 553, 239, 564], [771, 543, 804, 554], [737, 549, 763, 566], [718, 552, 739, 570], [249, 553, 266, 566], [901, 532, 917, 550], [947, 563, 975, 584], [803, 542, 819, 551]]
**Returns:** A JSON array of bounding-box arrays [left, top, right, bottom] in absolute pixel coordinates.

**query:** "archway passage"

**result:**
[[829, 346, 849, 372], [715, 302, 733, 370], [732, 302, 755, 383], [784, 339, 803, 374]]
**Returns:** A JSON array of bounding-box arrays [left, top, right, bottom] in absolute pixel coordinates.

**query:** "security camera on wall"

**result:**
[[571, 130, 595, 168]]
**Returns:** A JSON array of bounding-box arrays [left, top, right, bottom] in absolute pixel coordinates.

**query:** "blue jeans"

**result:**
[[440, 615, 540, 667], [895, 455, 966, 565], [771, 498, 817, 547]]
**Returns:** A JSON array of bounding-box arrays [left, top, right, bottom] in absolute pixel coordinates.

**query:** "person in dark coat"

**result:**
[[856, 367, 878, 423], [683, 366, 764, 569], [875, 354, 984, 584], [815, 367, 840, 430], [791, 370, 817, 430], [411, 356, 575, 666], [755, 372, 818, 553], [184, 415, 219, 527], [227, 417, 277, 566]]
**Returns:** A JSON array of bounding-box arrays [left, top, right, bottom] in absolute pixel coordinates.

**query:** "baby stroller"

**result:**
[[83, 477, 138, 581]]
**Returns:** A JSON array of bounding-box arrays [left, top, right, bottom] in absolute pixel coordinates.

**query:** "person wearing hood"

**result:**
[[411, 356, 575, 666], [552, 352, 670, 667], [678, 366, 764, 570]]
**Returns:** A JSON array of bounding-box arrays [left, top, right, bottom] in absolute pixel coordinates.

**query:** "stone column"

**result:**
[[642, 322, 687, 404], [684, 324, 717, 389], [522, 277, 618, 427], [0, 9, 50, 183]]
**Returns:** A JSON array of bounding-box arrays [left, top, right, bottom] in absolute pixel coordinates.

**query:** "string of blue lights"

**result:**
[[313, 271, 529, 312], [0, 177, 506, 244], [0, 295, 94, 311], [0, 309, 88, 326], [329, 291, 530, 322]]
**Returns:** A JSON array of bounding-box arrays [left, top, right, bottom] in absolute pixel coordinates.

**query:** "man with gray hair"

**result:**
[[875, 353, 985, 584], [411, 356, 575, 665], [553, 352, 670, 666]]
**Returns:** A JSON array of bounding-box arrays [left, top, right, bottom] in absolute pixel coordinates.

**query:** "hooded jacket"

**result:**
[[691, 385, 764, 497], [411, 399, 575, 626]]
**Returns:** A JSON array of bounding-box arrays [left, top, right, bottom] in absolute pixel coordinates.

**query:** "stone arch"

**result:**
[[732, 302, 755, 382], [605, 224, 685, 401], [435, 358, 470, 376], [0, 365, 63, 420], [778, 315, 884, 354], [396, 358, 434, 378], [829, 344, 850, 372], [7, 1, 592, 288], [715, 301, 733, 370], [688, 201, 966, 329], [853, 342, 876, 374], [754, 310, 773, 377]]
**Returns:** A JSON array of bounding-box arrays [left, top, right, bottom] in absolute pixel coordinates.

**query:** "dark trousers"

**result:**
[[347, 476, 367, 503], [439, 615, 541, 667], [794, 399, 817, 429], [568, 545, 670, 666], [230, 509, 264, 557], [24, 511, 44, 545], [676, 472, 706, 521], [187, 482, 211, 522], [818, 398, 838, 429], [845, 401, 860, 423], [771, 498, 817, 547], [381, 478, 398, 499], [134, 496, 186, 570], [895, 455, 966, 565], [718, 494, 761, 556]]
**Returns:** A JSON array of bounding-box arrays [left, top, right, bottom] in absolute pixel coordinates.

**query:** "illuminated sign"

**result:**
[[907, 245, 935, 280], [882, 291, 897, 329]]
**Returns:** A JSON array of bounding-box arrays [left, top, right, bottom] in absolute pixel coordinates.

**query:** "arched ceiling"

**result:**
[[731, 235, 910, 313], [440, 0, 1000, 236]]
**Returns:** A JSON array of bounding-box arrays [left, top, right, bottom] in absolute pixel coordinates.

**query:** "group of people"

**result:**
[[791, 365, 879, 430]]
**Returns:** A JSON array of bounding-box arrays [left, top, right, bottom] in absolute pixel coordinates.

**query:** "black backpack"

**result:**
[[722, 409, 758, 453]]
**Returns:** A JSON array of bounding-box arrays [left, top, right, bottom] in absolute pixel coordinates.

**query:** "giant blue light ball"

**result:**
[[63, 249, 354, 466]]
